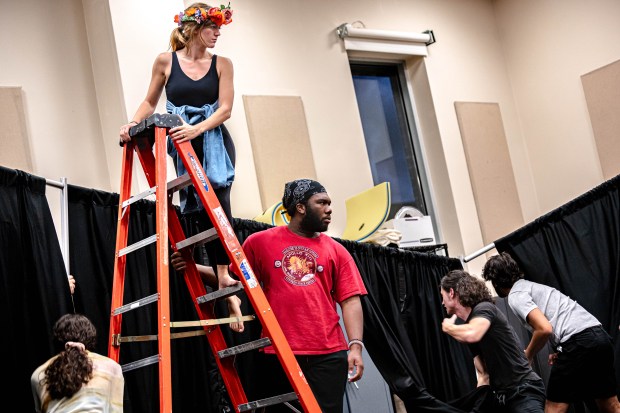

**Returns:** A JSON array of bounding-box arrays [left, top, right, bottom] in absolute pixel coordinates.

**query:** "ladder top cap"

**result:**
[[130, 113, 183, 138]]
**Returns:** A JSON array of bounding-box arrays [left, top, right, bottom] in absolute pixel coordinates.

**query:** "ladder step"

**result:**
[[121, 354, 159, 373], [167, 173, 192, 194], [238, 392, 299, 412], [196, 283, 244, 304], [118, 234, 158, 257], [120, 173, 192, 209], [121, 186, 156, 209], [175, 228, 218, 250], [113, 293, 159, 315], [218, 337, 272, 359]]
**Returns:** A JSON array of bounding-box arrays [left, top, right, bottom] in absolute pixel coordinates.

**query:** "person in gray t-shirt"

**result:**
[[482, 252, 620, 413]]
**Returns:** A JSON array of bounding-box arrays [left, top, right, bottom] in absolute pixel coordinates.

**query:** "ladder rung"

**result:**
[[238, 392, 299, 412], [121, 186, 156, 209], [171, 315, 255, 328], [118, 234, 158, 257], [121, 354, 159, 373], [196, 283, 244, 304], [113, 293, 159, 315], [218, 337, 272, 359], [167, 173, 192, 193], [175, 228, 218, 250], [120, 173, 192, 209]]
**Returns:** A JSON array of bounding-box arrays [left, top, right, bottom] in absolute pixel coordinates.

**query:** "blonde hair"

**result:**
[[169, 3, 218, 51]]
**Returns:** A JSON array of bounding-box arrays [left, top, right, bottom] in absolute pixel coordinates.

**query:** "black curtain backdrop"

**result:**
[[67, 184, 231, 413], [494, 173, 620, 413], [0, 167, 73, 412], [4, 165, 493, 412]]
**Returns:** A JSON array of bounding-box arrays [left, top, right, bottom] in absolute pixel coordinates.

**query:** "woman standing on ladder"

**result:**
[[119, 2, 243, 333]]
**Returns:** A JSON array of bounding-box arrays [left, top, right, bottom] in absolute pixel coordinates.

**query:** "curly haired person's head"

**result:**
[[481, 252, 524, 295], [43, 314, 97, 400], [440, 270, 492, 308]]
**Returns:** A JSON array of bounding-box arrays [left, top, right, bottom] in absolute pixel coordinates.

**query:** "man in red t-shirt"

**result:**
[[171, 179, 367, 412], [244, 179, 367, 412]]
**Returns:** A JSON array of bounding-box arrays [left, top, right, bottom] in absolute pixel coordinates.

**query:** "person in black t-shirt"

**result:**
[[440, 270, 545, 413]]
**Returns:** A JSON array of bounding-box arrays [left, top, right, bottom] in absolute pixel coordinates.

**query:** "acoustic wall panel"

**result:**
[[455, 102, 524, 244], [243, 95, 317, 211], [0, 87, 33, 171], [581, 59, 620, 180]]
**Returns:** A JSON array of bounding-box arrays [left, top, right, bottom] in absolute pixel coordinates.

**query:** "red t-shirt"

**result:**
[[239, 226, 367, 355]]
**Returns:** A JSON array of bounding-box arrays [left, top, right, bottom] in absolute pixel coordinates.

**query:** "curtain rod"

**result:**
[[46, 178, 64, 189], [463, 243, 496, 263]]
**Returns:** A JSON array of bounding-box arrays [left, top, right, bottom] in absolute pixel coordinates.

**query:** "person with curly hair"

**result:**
[[482, 252, 620, 413], [440, 270, 545, 412], [31, 314, 124, 413]]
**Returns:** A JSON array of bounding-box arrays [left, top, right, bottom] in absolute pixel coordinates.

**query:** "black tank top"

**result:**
[[166, 52, 221, 164], [165, 52, 219, 108]]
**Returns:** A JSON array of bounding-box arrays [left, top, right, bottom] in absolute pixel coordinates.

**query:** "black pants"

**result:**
[[491, 378, 546, 413], [182, 185, 233, 267], [257, 351, 348, 413]]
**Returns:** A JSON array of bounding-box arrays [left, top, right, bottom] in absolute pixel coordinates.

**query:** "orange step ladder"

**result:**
[[108, 113, 321, 413]]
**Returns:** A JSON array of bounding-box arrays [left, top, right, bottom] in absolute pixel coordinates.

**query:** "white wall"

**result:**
[[1, 0, 111, 233], [494, 0, 619, 212], [2, 0, 618, 274]]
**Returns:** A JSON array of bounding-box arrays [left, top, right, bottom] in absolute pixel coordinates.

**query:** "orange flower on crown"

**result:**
[[208, 8, 225, 26]]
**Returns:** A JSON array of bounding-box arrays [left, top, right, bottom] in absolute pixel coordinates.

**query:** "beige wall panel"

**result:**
[[243, 95, 317, 211], [0, 87, 33, 171], [581, 59, 620, 180], [455, 102, 524, 244]]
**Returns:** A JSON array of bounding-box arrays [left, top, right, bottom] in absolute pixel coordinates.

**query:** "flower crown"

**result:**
[[174, 3, 233, 27]]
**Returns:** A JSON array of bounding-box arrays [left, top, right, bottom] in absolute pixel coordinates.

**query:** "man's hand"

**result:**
[[347, 345, 364, 382], [442, 314, 458, 332]]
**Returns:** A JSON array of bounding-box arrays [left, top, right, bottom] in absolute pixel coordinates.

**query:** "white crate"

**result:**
[[393, 216, 436, 247]]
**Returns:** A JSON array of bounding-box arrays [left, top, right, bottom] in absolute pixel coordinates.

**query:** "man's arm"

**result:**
[[442, 314, 491, 343], [341, 295, 364, 382], [524, 308, 552, 363], [170, 251, 217, 288]]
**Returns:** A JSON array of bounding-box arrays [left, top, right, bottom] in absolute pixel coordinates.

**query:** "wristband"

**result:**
[[129, 120, 138, 125], [348, 339, 364, 349]]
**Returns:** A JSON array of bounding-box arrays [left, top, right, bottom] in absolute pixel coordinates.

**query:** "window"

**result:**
[[350, 62, 428, 217]]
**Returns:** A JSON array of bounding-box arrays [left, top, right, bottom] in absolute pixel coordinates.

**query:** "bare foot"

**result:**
[[217, 265, 241, 290], [227, 296, 244, 333]]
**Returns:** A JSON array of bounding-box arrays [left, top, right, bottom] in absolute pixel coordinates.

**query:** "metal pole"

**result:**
[[60, 177, 70, 274], [47, 177, 75, 311], [463, 243, 496, 263]]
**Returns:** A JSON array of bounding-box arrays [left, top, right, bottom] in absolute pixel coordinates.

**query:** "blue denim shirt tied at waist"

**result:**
[[166, 100, 235, 213]]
